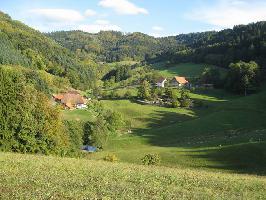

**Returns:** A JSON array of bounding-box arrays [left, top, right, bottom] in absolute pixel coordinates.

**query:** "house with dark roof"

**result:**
[[156, 77, 167, 88], [53, 91, 87, 110], [170, 76, 189, 87]]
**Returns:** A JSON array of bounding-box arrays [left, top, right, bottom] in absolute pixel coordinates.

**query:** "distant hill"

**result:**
[[46, 31, 166, 62], [0, 11, 96, 90], [47, 22, 266, 73]]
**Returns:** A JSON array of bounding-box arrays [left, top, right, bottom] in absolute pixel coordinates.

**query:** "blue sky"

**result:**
[[1, 0, 266, 36]]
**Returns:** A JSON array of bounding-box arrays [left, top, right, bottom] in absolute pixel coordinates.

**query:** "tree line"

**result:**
[[47, 21, 266, 77]]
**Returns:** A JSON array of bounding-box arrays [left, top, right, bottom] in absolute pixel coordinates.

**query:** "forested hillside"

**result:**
[[47, 22, 266, 74], [0, 11, 96, 90], [160, 22, 266, 71], [46, 31, 165, 62]]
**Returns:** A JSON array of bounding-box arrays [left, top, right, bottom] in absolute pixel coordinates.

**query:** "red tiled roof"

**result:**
[[61, 93, 85, 105], [54, 91, 86, 108], [173, 76, 188, 84], [53, 94, 64, 100]]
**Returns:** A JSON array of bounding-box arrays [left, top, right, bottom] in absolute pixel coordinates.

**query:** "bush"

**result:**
[[110, 90, 120, 99], [141, 153, 161, 165], [124, 90, 133, 99], [180, 98, 192, 108], [64, 120, 84, 150], [104, 154, 119, 162], [172, 100, 180, 108], [179, 89, 191, 108], [106, 111, 125, 131]]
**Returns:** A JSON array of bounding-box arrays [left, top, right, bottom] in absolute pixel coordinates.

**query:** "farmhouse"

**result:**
[[53, 90, 87, 110], [156, 77, 167, 88], [170, 76, 189, 87]]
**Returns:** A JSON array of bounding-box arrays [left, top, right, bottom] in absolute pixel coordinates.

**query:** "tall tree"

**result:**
[[226, 61, 260, 95], [138, 80, 151, 100]]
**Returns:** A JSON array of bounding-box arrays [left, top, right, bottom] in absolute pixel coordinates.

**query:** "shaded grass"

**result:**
[[1, 152, 265, 199], [61, 87, 266, 175]]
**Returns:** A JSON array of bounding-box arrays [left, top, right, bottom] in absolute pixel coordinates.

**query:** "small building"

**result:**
[[53, 90, 87, 110], [170, 76, 189, 87], [156, 77, 167, 88]]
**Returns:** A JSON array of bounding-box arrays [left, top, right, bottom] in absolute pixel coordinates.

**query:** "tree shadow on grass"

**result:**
[[126, 103, 266, 175], [182, 142, 266, 176]]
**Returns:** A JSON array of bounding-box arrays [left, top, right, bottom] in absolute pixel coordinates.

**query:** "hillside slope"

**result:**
[[1, 152, 265, 199], [83, 86, 266, 174], [0, 11, 96, 90], [47, 22, 266, 71]]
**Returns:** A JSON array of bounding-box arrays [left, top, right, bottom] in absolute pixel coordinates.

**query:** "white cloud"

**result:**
[[78, 20, 122, 33], [29, 9, 84, 22], [152, 26, 163, 31], [186, 0, 266, 28], [95, 19, 109, 25], [98, 0, 148, 15], [84, 9, 97, 17]]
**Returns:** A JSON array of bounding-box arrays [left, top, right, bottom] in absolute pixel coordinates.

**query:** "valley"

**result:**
[[0, 7, 266, 199]]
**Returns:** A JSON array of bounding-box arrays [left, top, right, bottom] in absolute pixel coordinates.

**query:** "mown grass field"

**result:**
[[1, 152, 265, 199], [62, 86, 266, 175], [152, 62, 227, 78], [62, 62, 266, 175]]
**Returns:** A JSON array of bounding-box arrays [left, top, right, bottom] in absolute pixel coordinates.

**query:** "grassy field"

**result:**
[[62, 61, 266, 175], [1, 152, 265, 199], [85, 87, 266, 175], [62, 86, 266, 175], [62, 109, 95, 121], [152, 62, 227, 78]]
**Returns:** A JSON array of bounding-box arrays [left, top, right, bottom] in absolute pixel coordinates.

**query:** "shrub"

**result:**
[[124, 90, 133, 99], [106, 111, 125, 131], [172, 100, 180, 108], [141, 153, 161, 165], [110, 90, 120, 99], [104, 154, 119, 162], [180, 98, 192, 108], [64, 120, 84, 150]]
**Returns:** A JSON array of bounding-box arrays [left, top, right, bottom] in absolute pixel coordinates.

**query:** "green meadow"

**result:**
[[152, 62, 227, 78], [1, 152, 265, 199], [63, 86, 266, 175]]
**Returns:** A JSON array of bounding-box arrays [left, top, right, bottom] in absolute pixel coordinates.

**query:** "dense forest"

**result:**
[[46, 31, 164, 62], [47, 22, 266, 75], [0, 11, 97, 91]]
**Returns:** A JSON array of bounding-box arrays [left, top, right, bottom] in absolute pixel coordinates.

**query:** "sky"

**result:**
[[1, 0, 266, 37]]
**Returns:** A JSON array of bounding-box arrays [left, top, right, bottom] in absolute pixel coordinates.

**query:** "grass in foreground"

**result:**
[[1, 152, 265, 200]]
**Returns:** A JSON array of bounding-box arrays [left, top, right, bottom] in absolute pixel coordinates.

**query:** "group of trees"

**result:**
[[154, 22, 266, 75], [0, 66, 127, 155], [102, 65, 132, 84], [47, 31, 162, 63], [0, 67, 69, 154], [226, 61, 260, 95], [83, 100, 127, 148], [0, 12, 97, 91], [137, 80, 192, 108], [47, 21, 266, 78]]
